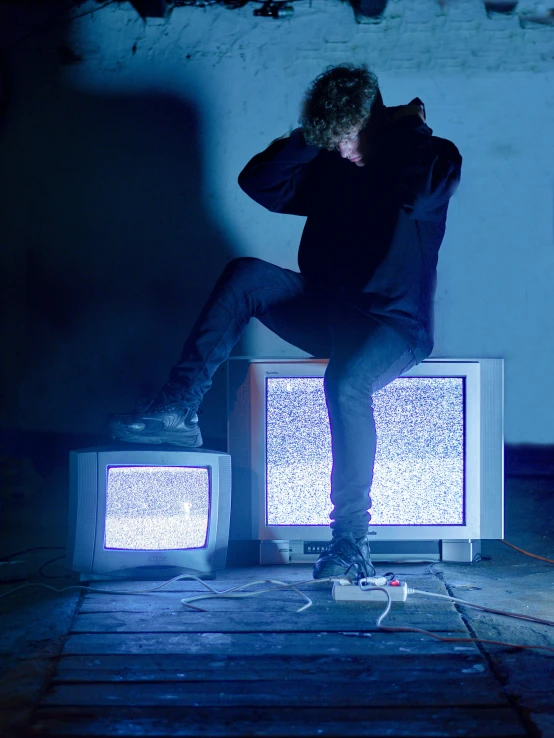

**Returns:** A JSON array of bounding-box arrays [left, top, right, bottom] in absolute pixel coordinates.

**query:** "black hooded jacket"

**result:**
[[238, 102, 462, 360]]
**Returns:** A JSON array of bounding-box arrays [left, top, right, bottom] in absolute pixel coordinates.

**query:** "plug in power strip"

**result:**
[[333, 580, 409, 602], [0, 560, 28, 582]]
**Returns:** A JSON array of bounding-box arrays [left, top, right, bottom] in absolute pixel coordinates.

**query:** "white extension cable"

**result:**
[[180, 575, 554, 655], [2, 572, 554, 655]]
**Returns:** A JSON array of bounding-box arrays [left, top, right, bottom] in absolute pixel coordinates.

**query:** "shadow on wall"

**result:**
[[1, 59, 237, 444]]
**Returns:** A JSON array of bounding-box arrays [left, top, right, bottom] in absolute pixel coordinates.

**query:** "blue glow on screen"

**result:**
[[266, 376, 465, 526], [105, 466, 210, 550]]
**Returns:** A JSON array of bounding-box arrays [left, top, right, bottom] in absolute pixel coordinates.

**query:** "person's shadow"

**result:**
[[1, 64, 237, 449]]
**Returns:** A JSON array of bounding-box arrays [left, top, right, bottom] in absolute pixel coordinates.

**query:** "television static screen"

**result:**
[[105, 466, 210, 550], [266, 376, 465, 526]]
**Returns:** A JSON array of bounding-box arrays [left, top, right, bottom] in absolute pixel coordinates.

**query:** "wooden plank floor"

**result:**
[[30, 566, 529, 737]]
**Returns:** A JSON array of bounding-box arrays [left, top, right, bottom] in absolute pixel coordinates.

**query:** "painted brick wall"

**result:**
[[0, 0, 553, 444]]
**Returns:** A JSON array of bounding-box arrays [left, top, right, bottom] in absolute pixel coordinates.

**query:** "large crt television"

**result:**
[[228, 358, 504, 564], [66, 447, 232, 580]]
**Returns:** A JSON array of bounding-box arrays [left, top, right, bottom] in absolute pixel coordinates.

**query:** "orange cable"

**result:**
[[501, 540, 554, 564]]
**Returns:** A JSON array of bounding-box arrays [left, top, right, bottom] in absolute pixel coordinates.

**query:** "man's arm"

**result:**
[[384, 101, 462, 221], [238, 128, 320, 217]]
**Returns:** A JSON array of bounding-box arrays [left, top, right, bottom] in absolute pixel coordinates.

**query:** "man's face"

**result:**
[[336, 128, 367, 166]]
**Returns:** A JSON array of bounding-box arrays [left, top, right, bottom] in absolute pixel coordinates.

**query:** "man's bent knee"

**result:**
[[224, 256, 268, 279]]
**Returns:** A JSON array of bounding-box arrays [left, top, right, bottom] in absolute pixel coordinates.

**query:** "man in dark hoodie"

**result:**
[[109, 63, 462, 581]]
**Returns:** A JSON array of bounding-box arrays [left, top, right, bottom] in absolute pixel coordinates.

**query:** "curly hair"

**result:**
[[299, 64, 380, 150]]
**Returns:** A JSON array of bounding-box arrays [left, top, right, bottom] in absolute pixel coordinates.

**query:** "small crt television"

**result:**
[[66, 447, 231, 580], [228, 358, 504, 564]]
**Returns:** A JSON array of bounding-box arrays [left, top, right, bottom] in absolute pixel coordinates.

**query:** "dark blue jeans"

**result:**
[[166, 257, 422, 537]]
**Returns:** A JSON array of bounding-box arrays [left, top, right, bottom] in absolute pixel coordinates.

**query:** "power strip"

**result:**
[[0, 560, 28, 582], [333, 580, 409, 602]]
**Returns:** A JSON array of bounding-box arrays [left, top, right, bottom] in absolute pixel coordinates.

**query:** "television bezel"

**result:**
[[67, 447, 231, 579], [245, 358, 503, 543]]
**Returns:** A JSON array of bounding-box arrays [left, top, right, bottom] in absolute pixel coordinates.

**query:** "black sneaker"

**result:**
[[313, 533, 375, 581], [108, 399, 203, 448]]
